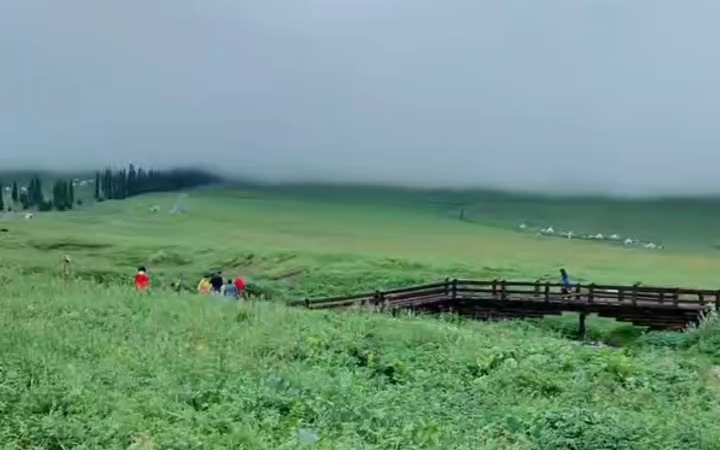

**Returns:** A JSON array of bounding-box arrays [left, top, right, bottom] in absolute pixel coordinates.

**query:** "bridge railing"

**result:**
[[289, 279, 720, 310]]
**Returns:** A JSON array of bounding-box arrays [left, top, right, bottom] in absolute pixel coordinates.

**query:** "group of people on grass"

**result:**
[[133, 266, 247, 300], [196, 270, 246, 299], [132, 264, 572, 299]]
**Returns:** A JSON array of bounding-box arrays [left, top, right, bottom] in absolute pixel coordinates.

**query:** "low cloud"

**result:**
[[1, 0, 719, 196]]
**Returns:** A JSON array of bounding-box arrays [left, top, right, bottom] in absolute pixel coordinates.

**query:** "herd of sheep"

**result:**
[[519, 223, 663, 250], [3, 178, 94, 196], [2, 178, 94, 221]]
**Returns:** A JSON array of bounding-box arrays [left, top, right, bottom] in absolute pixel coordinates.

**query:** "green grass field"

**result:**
[[3, 184, 720, 449]]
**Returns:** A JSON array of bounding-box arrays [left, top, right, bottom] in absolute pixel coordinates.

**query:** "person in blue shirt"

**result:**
[[223, 278, 239, 300], [560, 268, 572, 294]]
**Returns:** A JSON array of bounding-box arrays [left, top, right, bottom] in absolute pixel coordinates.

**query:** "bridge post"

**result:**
[[716, 291, 720, 312], [451, 278, 458, 300], [578, 312, 588, 340], [444, 277, 450, 296], [500, 280, 507, 300], [304, 298, 310, 308], [492, 279, 498, 297], [544, 282, 550, 304]]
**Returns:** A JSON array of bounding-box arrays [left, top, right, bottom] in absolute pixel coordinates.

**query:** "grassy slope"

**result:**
[[2, 186, 720, 448], [5, 186, 720, 292], [233, 183, 720, 252]]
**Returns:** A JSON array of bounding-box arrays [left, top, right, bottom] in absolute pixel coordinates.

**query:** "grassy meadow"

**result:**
[[3, 184, 720, 449]]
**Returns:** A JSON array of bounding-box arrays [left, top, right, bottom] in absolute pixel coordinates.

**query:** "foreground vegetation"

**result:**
[[3, 185, 720, 448]]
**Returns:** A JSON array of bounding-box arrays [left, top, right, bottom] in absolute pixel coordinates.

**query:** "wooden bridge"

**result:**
[[290, 279, 720, 333]]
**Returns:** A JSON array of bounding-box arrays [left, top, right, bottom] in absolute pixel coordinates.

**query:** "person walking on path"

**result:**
[[560, 268, 572, 295]]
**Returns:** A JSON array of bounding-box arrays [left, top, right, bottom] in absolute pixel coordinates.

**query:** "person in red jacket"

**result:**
[[233, 276, 246, 298], [134, 266, 150, 291]]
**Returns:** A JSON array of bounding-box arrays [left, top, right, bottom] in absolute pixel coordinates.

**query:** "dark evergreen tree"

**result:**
[[67, 180, 74, 208], [19, 192, 30, 210], [11, 181, 18, 203], [35, 176, 44, 208], [0, 182, 4, 211], [103, 169, 113, 199], [27, 178, 36, 207], [94, 172, 101, 200], [127, 164, 137, 196], [27, 176, 44, 208], [64, 165, 218, 206], [52, 180, 67, 211], [27, 178, 35, 205]]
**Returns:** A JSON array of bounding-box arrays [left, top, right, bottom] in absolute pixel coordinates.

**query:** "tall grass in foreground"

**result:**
[[2, 280, 720, 449]]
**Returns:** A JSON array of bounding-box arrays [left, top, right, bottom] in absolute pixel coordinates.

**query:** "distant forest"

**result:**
[[0, 165, 220, 212]]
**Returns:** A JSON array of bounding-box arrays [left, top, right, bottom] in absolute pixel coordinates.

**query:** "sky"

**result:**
[[1, 0, 720, 196]]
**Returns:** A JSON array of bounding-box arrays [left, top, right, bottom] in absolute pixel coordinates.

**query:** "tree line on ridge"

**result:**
[[0, 164, 219, 212]]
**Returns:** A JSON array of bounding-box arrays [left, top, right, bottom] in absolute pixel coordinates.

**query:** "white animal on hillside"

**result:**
[[150, 205, 159, 213], [24, 213, 34, 219], [644, 242, 657, 249], [610, 234, 620, 240], [542, 226, 555, 234], [623, 238, 634, 245], [519, 223, 527, 229]]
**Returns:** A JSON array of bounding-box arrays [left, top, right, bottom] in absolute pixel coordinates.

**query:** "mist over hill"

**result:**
[[2, 0, 720, 197]]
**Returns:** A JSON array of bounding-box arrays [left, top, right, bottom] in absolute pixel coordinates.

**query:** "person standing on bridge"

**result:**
[[560, 268, 572, 294]]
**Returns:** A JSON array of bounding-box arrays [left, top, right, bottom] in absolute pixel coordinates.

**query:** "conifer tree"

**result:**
[[66, 180, 74, 209], [52, 180, 66, 211], [19, 192, 29, 210], [94, 172, 101, 200]]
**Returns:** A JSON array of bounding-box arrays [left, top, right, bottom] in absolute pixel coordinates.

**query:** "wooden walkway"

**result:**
[[289, 279, 720, 331]]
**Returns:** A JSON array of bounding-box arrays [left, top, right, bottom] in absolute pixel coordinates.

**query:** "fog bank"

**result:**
[[1, 0, 720, 196]]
